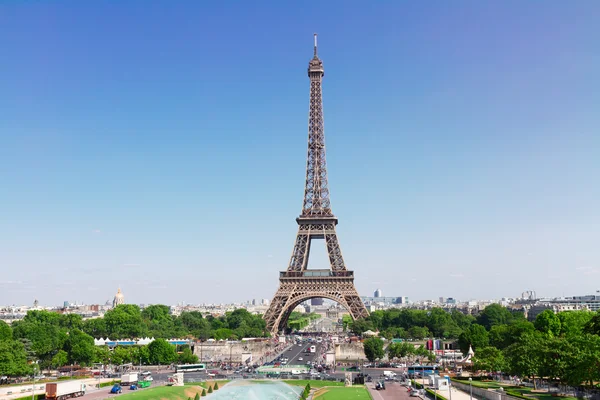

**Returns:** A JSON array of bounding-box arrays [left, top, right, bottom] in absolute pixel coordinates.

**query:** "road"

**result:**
[[367, 381, 414, 400], [284, 342, 324, 366]]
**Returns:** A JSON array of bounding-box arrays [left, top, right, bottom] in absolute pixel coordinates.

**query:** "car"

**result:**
[[110, 384, 122, 394], [143, 376, 153, 382], [288, 348, 292, 351], [298, 357, 303, 361], [298, 344, 302, 347]]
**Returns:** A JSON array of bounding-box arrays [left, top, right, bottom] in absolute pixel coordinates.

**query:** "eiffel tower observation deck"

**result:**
[[263, 35, 369, 334]]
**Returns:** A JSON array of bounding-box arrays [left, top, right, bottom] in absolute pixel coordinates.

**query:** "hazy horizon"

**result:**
[[1, 2, 599, 306]]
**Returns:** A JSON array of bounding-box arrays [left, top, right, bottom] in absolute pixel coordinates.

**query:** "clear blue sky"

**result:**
[[1, 1, 599, 306]]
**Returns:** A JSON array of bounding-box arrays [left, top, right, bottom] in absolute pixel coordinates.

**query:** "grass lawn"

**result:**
[[452, 379, 502, 389], [505, 387, 577, 400], [118, 381, 226, 400], [283, 380, 345, 388], [452, 380, 578, 400], [312, 386, 370, 399]]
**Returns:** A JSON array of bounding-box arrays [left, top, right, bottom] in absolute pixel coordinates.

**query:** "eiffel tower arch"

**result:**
[[263, 35, 369, 335]]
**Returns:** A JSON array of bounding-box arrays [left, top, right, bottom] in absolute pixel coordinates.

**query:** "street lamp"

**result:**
[[468, 377, 473, 400], [31, 360, 39, 400]]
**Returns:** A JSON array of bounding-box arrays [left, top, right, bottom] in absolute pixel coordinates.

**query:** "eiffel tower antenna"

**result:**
[[263, 36, 369, 335]]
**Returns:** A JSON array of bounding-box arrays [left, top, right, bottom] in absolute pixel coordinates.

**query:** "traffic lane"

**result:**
[[367, 381, 413, 400], [81, 387, 124, 400], [288, 343, 322, 365]]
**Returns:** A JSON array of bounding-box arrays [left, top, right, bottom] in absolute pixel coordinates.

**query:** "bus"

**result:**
[[175, 364, 206, 373], [407, 365, 438, 378]]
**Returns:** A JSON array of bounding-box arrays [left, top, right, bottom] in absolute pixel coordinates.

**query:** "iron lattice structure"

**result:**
[[263, 35, 369, 335]]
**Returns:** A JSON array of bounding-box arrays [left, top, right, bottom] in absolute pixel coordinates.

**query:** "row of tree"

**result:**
[[468, 307, 600, 388], [0, 305, 269, 376], [363, 337, 437, 363], [349, 307, 477, 339], [82, 304, 269, 340], [357, 304, 600, 388], [287, 312, 321, 331]]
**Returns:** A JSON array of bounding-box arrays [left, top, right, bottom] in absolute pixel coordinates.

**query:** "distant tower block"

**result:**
[[374, 289, 382, 298], [311, 298, 324, 306], [113, 288, 125, 308]]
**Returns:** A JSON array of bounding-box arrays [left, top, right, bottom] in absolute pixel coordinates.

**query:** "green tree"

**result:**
[[450, 309, 475, 330], [504, 332, 544, 389], [194, 393, 200, 400], [178, 347, 198, 364], [103, 305, 147, 340], [477, 304, 514, 330], [208, 386, 213, 393], [473, 346, 506, 373], [565, 334, 600, 386], [93, 346, 111, 365], [0, 320, 12, 341], [180, 312, 211, 340], [82, 317, 107, 338], [213, 328, 236, 340], [538, 336, 574, 387], [387, 342, 414, 359], [64, 329, 95, 366], [11, 321, 67, 362], [558, 311, 593, 337], [60, 314, 83, 330], [407, 326, 430, 340], [534, 310, 561, 337], [427, 308, 461, 338], [363, 337, 385, 362], [349, 319, 374, 335], [201, 388, 206, 396], [51, 349, 69, 368], [214, 382, 219, 390], [0, 340, 31, 377], [109, 346, 132, 366], [489, 321, 536, 350], [458, 324, 489, 353], [148, 338, 177, 365]]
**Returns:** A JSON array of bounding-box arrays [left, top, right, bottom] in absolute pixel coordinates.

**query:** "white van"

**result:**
[[383, 371, 397, 378]]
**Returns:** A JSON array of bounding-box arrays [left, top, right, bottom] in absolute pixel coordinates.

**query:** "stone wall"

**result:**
[[335, 343, 366, 362], [194, 341, 278, 364]]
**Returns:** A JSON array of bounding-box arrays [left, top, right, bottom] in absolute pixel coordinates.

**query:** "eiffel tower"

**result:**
[[263, 35, 369, 335]]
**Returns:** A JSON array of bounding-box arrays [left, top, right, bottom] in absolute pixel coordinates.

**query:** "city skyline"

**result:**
[[1, 2, 600, 305]]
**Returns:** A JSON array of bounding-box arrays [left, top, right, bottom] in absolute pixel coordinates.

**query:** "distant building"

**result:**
[[311, 298, 324, 306], [374, 289, 383, 298], [112, 288, 125, 308], [521, 291, 537, 300]]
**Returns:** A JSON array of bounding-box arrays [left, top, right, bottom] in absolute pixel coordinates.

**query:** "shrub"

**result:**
[[214, 382, 219, 390], [195, 393, 200, 400], [208, 386, 213, 393], [201, 388, 206, 397]]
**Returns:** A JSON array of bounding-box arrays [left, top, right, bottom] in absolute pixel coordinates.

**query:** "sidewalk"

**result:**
[[0, 377, 114, 400]]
